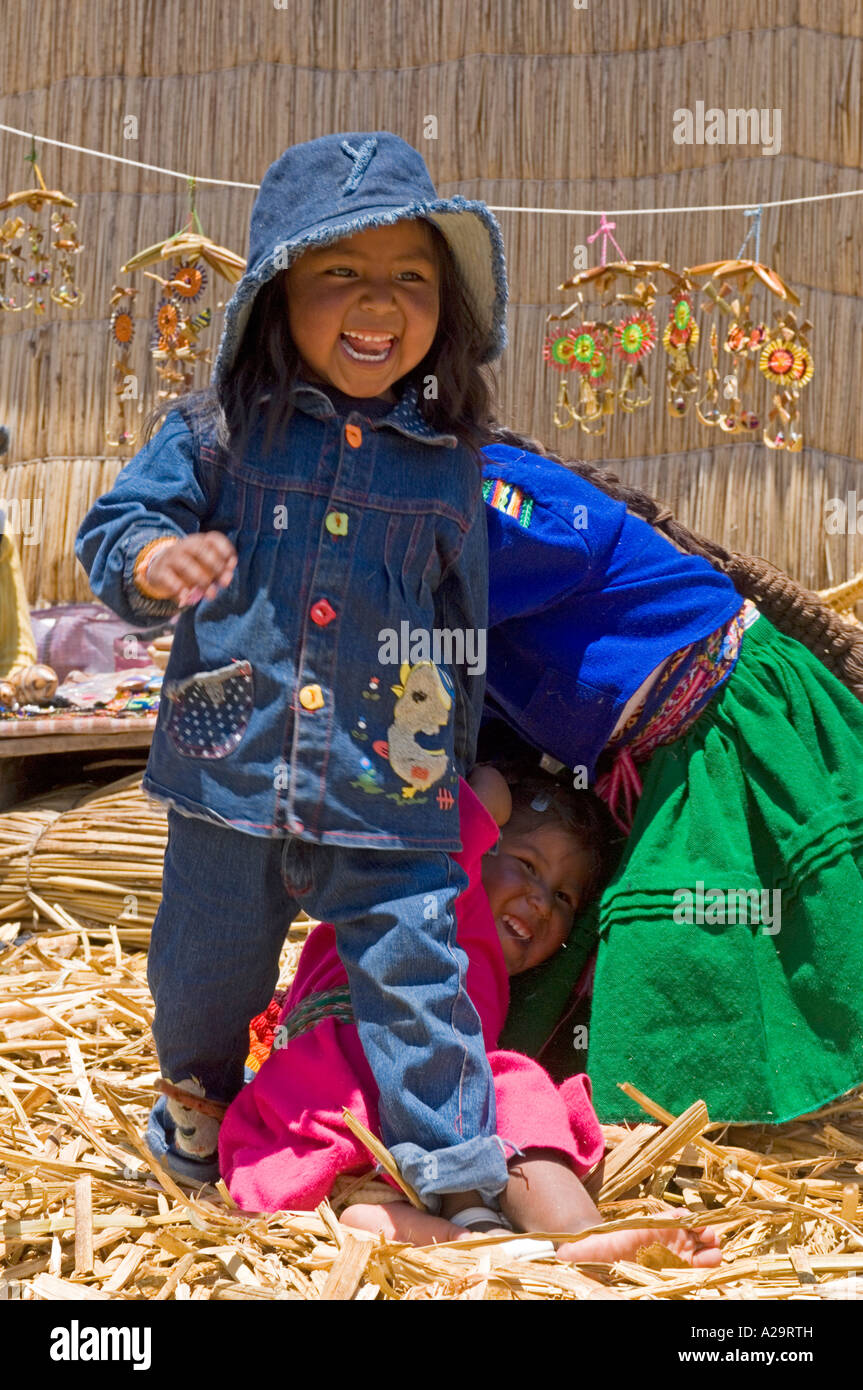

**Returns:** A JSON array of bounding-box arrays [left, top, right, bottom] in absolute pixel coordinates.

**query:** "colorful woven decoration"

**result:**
[[0, 154, 84, 314], [542, 328, 578, 370], [544, 204, 815, 449], [614, 311, 657, 361], [687, 258, 813, 450], [107, 180, 245, 447], [106, 284, 140, 447], [246, 991, 288, 1073], [545, 260, 685, 434], [662, 289, 701, 417]]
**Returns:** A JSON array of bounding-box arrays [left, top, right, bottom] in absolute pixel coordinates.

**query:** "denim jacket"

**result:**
[[74, 383, 488, 849]]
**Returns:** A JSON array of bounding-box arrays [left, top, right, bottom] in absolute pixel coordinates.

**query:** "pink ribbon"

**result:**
[[594, 746, 643, 836], [587, 213, 626, 267]]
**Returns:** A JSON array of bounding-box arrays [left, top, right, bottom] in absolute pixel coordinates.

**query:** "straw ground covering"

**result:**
[[1, 773, 863, 1302]]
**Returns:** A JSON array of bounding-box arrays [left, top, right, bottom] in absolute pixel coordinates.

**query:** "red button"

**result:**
[[310, 598, 336, 627]]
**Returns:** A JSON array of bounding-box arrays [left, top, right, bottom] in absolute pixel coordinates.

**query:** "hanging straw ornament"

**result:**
[[0, 215, 27, 310], [758, 311, 814, 452], [108, 179, 245, 444], [573, 321, 615, 434], [545, 252, 685, 436], [543, 320, 614, 431], [686, 208, 813, 450], [106, 285, 139, 448], [0, 145, 84, 313], [614, 308, 657, 413], [542, 326, 579, 428], [696, 323, 722, 427], [689, 261, 807, 445], [662, 286, 701, 417]]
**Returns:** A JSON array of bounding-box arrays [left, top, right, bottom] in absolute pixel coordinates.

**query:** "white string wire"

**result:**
[[2, 122, 863, 215], [488, 190, 863, 216], [0, 124, 259, 189]]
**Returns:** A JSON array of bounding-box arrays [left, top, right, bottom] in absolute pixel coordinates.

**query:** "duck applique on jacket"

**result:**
[[386, 660, 454, 798]]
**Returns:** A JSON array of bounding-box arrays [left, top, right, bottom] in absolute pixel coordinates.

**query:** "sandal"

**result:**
[[450, 1206, 556, 1261]]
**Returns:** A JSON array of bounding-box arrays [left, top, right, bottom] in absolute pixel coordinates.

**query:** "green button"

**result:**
[[325, 510, 349, 536]]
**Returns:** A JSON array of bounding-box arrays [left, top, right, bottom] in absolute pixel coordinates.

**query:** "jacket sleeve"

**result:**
[[437, 499, 489, 779], [74, 411, 209, 626], [483, 451, 618, 626]]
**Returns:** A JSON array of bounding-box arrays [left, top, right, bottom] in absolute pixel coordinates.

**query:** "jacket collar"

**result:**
[[290, 380, 457, 447]]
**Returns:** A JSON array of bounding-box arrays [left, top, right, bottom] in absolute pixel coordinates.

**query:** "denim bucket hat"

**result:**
[[212, 131, 508, 389]]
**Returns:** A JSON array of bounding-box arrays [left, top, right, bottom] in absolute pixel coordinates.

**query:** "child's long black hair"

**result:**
[[140, 221, 497, 464], [486, 424, 863, 701], [486, 755, 621, 910]]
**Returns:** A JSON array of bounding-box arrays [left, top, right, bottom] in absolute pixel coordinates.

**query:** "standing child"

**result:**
[[477, 431, 863, 1128], [74, 131, 511, 1211]]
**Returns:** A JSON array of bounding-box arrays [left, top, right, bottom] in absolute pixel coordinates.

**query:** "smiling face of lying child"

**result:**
[[469, 762, 614, 976], [483, 818, 592, 974]]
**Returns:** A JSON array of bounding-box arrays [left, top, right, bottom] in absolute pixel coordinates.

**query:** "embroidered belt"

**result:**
[[278, 984, 355, 1042], [162, 989, 358, 1116], [246, 985, 355, 1073], [596, 600, 759, 834]]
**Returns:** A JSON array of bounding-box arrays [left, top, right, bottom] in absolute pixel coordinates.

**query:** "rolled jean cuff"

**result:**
[[499, 1135, 526, 1162], [391, 1135, 510, 1214]]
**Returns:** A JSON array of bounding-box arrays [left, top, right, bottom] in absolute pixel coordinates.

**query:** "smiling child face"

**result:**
[[480, 819, 593, 976], [283, 220, 441, 402]]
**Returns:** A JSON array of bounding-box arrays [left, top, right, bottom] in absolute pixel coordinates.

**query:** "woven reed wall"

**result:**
[[0, 1, 861, 603]]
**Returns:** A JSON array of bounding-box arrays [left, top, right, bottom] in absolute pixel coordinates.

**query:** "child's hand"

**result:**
[[143, 533, 238, 607], [468, 765, 512, 827]]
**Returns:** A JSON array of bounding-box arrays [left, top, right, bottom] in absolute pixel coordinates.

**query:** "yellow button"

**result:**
[[325, 510, 349, 536], [345, 423, 363, 448], [298, 683, 324, 711]]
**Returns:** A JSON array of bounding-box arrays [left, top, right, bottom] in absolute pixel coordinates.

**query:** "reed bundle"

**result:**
[[0, 774, 168, 939], [0, 5, 861, 599]]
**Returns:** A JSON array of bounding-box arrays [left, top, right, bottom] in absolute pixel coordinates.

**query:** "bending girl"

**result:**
[[479, 431, 863, 1127]]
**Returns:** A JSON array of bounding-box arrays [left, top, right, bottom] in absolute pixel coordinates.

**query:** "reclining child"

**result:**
[[218, 760, 720, 1267]]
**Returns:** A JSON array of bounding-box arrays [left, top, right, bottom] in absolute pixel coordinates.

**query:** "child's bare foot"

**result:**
[[341, 1200, 469, 1246], [556, 1220, 721, 1267], [341, 1200, 546, 1262]]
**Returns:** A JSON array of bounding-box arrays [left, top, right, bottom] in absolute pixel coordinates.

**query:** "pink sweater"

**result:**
[[219, 779, 605, 1212]]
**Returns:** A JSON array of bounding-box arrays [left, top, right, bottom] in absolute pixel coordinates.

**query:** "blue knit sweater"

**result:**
[[482, 443, 743, 778]]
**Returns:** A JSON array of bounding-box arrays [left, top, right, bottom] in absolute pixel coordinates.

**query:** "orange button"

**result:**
[[325, 510, 349, 536], [298, 683, 324, 710], [310, 599, 336, 627], [345, 423, 363, 448]]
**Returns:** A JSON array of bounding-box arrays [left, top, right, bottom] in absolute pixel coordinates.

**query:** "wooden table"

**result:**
[[0, 713, 156, 809]]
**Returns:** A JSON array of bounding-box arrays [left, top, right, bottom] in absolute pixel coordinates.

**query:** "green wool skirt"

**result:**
[[501, 614, 863, 1125]]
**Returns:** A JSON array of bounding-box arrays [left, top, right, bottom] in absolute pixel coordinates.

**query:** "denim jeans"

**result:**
[[146, 808, 509, 1208]]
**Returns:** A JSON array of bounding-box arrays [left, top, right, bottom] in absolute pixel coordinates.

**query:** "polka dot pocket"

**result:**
[[162, 659, 254, 759]]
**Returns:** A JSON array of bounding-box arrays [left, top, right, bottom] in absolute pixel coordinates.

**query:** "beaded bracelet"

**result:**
[[132, 535, 180, 599]]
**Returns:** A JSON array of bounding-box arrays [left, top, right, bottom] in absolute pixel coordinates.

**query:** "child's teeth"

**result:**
[[342, 333, 393, 362], [504, 915, 531, 940]]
